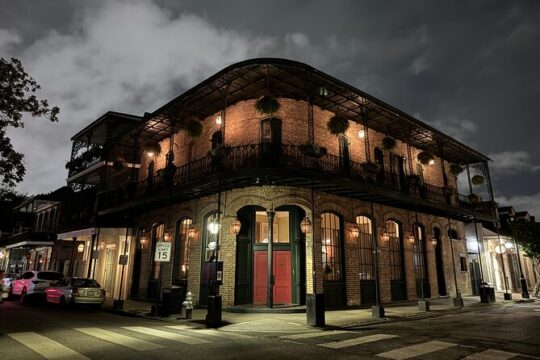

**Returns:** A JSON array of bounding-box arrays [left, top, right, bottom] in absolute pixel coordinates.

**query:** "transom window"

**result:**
[[321, 213, 343, 281], [356, 216, 374, 280], [255, 211, 290, 243]]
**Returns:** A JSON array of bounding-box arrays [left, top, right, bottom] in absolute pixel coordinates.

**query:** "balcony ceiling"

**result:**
[[134, 58, 489, 165]]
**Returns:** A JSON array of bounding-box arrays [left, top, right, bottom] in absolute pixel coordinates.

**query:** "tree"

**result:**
[[511, 221, 540, 296], [0, 57, 59, 198]]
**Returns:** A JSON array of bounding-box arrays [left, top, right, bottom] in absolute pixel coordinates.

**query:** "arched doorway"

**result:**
[[433, 228, 447, 296], [234, 205, 306, 306], [412, 223, 431, 298], [321, 212, 346, 308], [387, 220, 407, 301]]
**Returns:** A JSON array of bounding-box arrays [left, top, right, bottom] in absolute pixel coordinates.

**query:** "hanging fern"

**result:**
[[144, 141, 162, 156], [472, 175, 485, 186], [255, 95, 280, 115], [185, 119, 203, 138], [417, 151, 434, 165], [381, 137, 397, 150], [449, 164, 463, 176], [468, 193, 481, 204], [327, 115, 349, 135]]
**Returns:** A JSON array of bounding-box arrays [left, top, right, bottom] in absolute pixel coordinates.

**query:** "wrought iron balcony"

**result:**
[[97, 143, 495, 221]]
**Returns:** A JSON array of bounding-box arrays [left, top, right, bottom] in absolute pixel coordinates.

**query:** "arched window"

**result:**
[[173, 217, 192, 285], [150, 222, 165, 280], [386, 220, 404, 281], [321, 213, 343, 281], [260, 118, 282, 144], [412, 224, 428, 283], [356, 216, 373, 280]]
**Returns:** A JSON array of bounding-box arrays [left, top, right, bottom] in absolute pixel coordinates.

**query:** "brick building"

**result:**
[[71, 59, 498, 312]]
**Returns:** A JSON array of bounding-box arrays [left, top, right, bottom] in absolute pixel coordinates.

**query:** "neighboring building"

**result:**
[[83, 58, 499, 309]]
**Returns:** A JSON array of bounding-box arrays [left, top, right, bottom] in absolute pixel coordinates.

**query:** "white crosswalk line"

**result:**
[[164, 325, 253, 339], [8, 332, 89, 360], [319, 334, 398, 349], [376, 340, 457, 359], [124, 326, 210, 344], [280, 330, 351, 340], [75, 327, 163, 351], [463, 349, 519, 360]]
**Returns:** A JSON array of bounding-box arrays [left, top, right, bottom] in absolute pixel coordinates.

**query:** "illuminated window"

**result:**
[[150, 223, 164, 280], [356, 216, 373, 280], [321, 213, 343, 281], [387, 220, 404, 281], [412, 224, 428, 281], [173, 217, 192, 284], [255, 211, 290, 243]]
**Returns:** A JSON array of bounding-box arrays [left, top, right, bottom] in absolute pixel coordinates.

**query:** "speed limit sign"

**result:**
[[154, 242, 171, 262]]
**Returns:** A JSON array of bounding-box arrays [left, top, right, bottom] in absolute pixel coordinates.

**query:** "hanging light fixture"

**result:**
[[300, 216, 312, 234], [406, 232, 416, 245], [430, 236, 438, 246], [77, 244, 85, 253], [230, 217, 242, 235], [349, 223, 360, 239], [99, 240, 106, 250], [163, 232, 172, 242], [381, 232, 390, 242], [358, 129, 365, 139], [208, 216, 220, 235], [215, 115, 222, 125], [428, 159, 435, 165], [319, 86, 328, 97]]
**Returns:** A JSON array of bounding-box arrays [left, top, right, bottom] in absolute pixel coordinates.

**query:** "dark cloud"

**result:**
[[1, 0, 539, 215]]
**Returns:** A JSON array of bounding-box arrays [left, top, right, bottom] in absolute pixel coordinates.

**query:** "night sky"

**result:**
[[1, 0, 539, 215]]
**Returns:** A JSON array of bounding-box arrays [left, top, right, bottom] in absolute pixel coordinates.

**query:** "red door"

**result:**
[[253, 251, 292, 305]]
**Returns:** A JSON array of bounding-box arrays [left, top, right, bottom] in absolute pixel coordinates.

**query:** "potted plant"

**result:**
[[381, 137, 397, 151], [144, 141, 162, 156], [361, 161, 381, 174], [468, 193, 481, 205], [449, 164, 463, 176], [417, 151, 435, 165], [327, 115, 349, 135], [472, 175, 485, 186], [300, 143, 327, 158], [185, 119, 203, 138], [255, 95, 280, 115]]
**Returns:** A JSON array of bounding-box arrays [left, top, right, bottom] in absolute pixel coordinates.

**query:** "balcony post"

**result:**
[[267, 207, 275, 309]]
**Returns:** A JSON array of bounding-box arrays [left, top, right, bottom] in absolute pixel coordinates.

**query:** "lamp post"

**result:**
[[206, 181, 222, 328], [496, 225, 512, 300], [513, 239, 530, 298], [447, 218, 463, 307], [267, 207, 275, 309], [370, 202, 384, 318], [69, 236, 77, 277]]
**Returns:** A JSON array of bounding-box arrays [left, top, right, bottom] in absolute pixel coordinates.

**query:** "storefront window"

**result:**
[[255, 211, 290, 243], [321, 212, 343, 281]]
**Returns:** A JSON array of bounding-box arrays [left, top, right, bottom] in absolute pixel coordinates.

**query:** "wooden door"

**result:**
[[252, 251, 292, 305], [253, 251, 268, 304]]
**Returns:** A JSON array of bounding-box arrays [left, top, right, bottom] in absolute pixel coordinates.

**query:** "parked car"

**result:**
[[2, 273, 18, 293], [45, 277, 105, 306], [0, 272, 10, 304], [11, 270, 64, 301]]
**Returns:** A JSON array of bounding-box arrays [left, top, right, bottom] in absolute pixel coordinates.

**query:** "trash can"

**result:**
[[159, 287, 184, 317], [479, 283, 495, 304]]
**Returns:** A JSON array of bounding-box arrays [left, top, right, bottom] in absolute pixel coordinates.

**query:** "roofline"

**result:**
[[148, 57, 490, 162], [71, 111, 142, 141]]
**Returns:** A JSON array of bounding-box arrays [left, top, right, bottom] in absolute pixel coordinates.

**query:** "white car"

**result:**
[[11, 270, 64, 301], [45, 277, 106, 306]]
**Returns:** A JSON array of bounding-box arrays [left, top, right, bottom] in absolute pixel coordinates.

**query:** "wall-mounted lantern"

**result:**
[[349, 223, 360, 239], [230, 217, 242, 235], [300, 216, 312, 234]]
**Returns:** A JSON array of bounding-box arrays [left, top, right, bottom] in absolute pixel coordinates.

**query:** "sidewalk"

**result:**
[[103, 292, 537, 333]]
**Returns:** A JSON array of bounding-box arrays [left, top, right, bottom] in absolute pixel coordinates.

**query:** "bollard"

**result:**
[[182, 291, 194, 319]]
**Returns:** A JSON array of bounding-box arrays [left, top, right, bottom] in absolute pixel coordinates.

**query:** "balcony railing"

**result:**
[[97, 143, 494, 216]]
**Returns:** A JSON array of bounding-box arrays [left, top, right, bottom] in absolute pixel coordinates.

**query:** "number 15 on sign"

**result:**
[[154, 242, 171, 262]]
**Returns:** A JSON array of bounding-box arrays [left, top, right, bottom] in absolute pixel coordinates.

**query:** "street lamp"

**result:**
[[406, 232, 415, 245], [300, 216, 312, 234], [381, 232, 390, 242], [430, 235, 438, 247], [77, 244, 85, 253]]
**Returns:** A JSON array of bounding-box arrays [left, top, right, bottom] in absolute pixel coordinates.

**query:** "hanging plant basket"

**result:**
[[255, 95, 280, 115], [468, 193, 481, 205], [381, 137, 397, 151], [185, 119, 203, 138], [361, 161, 381, 174], [471, 175, 485, 186], [144, 141, 162, 156], [449, 164, 464, 176], [417, 151, 434, 165], [113, 157, 126, 170], [300, 143, 327, 158], [327, 115, 349, 135]]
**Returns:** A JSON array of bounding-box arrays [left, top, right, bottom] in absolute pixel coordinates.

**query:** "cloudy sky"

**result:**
[[1, 0, 539, 215]]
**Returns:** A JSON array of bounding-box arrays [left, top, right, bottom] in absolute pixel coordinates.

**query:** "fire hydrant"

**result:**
[[183, 291, 194, 319]]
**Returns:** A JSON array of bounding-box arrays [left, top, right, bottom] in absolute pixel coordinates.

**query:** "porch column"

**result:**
[[267, 209, 275, 308]]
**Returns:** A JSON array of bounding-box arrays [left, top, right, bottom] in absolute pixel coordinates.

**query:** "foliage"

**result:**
[[449, 164, 463, 176], [327, 115, 349, 135], [300, 143, 327, 158], [65, 145, 103, 172], [510, 221, 540, 259], [381, 137, 396, 151], [417, 151, 434, 165], [255, 95, 280, 115], [185, 119, 203, 138], [471, 175, 485, 185], [0, 58, 59, 192], [467, 193, 481, 204]]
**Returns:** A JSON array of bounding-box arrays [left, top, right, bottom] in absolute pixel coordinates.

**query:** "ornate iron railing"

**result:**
[[98, 143, 493, 216]]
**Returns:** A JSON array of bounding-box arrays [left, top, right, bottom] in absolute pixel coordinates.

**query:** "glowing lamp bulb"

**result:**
[[358, 129, 365, 138]]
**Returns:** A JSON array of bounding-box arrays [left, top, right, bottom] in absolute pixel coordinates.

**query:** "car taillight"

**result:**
[[72, 288, 80, 296]]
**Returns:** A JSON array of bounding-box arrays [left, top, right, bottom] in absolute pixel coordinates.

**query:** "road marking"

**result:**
[[124, 326, 210, 344], [75, 327, 163, 351], [376, 340, 457, 359], [463, 349, 519, 360], [164, 325, 253, 339], [8, 332, 89, 360], [319, 334, 398, 349], [280, 330, 351, 340]]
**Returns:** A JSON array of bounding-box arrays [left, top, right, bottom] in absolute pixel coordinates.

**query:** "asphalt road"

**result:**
[[0, 296, 539, 360]]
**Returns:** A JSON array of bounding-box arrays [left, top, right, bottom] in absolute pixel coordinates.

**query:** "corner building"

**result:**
[[95, 59, 497, 309]]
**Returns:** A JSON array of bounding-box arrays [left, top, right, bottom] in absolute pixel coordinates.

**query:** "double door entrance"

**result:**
[[235, 205, 305, 306]]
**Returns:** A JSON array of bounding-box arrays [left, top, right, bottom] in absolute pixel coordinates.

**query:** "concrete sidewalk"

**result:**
[[103, 292, 536, 333]]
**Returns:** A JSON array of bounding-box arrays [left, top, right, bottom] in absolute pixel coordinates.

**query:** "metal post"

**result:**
[[370, 201, 384, 318], [447, 218, 463, 307], [207, 181, 222, 328], [114, 225, 130, 310], [496, 226, 512, 300], [307, 178, 325, 326], [92, 228, 100, 279], [69, 236, 77, 277], [87, 233, 97, 278], [514, 240, 530, 298], [267, 207, 275, 309]]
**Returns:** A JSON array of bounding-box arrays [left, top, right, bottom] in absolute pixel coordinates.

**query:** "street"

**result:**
[[1, 298, 539, 359]]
